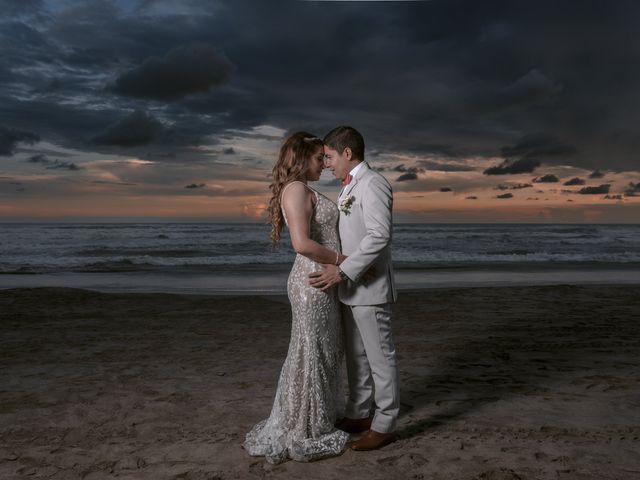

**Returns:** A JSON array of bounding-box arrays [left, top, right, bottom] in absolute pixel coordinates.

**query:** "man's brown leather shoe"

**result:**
[[348, 430, 396, 451], [334, 416, 372, 434]]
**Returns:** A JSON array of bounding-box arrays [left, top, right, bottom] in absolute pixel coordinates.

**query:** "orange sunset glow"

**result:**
[[3, 141, 639, 222]]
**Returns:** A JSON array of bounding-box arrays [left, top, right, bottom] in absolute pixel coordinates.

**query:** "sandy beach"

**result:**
[[1, 285, 639, 480]]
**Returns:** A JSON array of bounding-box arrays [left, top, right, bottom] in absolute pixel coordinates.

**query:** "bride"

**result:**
[[243, 132, 349, 463]]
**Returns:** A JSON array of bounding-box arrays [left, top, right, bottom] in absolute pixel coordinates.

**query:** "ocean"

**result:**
[[1, 223, 639, 294]]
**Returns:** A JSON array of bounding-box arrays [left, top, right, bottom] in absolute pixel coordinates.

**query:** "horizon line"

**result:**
[[299, 1, 430, 2], [1, 219, 638, 225]]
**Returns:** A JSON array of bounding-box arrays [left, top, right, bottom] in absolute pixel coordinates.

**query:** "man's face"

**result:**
[[323, 145, 351, 181]]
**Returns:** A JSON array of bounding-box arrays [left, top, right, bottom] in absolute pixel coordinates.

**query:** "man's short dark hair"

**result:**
[[323, 126, 365, 161]]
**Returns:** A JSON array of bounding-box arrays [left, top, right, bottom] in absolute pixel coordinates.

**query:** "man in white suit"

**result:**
[[309, 126, 399, 451]]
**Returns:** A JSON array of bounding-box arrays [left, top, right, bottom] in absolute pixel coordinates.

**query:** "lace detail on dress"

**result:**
[[243, 183, 348, 464]]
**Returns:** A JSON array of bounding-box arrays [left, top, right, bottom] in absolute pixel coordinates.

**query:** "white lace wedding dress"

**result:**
[[243, 182, 349, 464]]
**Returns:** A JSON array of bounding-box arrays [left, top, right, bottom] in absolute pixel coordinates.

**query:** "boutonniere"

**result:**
[[339, 195, 356, 215]]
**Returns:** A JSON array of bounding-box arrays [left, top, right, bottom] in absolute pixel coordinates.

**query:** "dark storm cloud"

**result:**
[[589, 170, 605, 179], [47, 161, 80, 171], [483, 157, 540, 175], [563, 177, 586, 186], [577, 184, 611, 195], [466, 196, 478, 200], [0, 4, 237, 160], [1, 96, 211, 163], [185, 183, 206, 189], [2, 0, 640, 174], [485, 134, 576, 175], [397, 172, 418, 182], [27, 154, 48, 164], [0, 0, 44, 18], [224, 147, 236, 155], [624, 182, 640, 196], [379, 163, 426, 175], [439, 187, 453, 192], [495, 183, 532, 190], [496, 193, 513, 199], [500, 135, 577, 161], [1, 95, 124, 151], [2, 0, 44, 16], [418, 159, 476, 172], [533, 174, 559, 183], [0, 126, 40, 156], [91, 111, 167, 147], [392, 164, 423, 173], [27, 153, 80, 170], [109, 44, 233, 101], [499, 69, 563, 109]]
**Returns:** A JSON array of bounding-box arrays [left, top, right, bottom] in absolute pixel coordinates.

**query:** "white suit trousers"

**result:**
[[342, 302, 400, 433]]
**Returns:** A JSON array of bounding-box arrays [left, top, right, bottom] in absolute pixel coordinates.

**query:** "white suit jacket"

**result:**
[[338, 162, 397, 305]]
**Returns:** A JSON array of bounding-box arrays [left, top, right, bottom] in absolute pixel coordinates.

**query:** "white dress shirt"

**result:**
[[339, 161, 365, 200]]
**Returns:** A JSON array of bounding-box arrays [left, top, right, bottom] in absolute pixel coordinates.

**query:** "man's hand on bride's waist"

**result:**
[[308, 264, 346, 291]]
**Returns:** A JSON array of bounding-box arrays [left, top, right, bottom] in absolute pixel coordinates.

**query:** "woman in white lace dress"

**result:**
[[243, 132, 349, 464]]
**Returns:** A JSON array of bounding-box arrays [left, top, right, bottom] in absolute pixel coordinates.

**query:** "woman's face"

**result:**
[[305, 146, 325, 182]]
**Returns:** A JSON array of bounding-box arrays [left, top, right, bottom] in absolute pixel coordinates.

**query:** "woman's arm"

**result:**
[[281, 183, 346, 265]]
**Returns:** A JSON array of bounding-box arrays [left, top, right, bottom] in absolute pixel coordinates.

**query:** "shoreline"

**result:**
[[0, 264, 639, 295]]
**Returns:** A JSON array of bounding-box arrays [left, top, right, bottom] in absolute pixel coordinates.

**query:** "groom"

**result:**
[[309, 126, 399, 451]]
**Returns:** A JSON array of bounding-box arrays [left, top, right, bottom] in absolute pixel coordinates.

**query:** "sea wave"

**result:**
[[2, 223, 639, 274]]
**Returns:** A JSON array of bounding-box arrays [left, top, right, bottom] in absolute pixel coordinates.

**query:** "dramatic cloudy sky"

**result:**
[[1, 0, 639, 222]]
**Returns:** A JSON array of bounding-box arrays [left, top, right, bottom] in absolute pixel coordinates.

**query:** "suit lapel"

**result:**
[[342, 177, 358, 199], [341, 162, 369, 199]]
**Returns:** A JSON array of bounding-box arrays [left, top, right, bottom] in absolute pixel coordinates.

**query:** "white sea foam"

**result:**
[[1, 223, 639, 274]]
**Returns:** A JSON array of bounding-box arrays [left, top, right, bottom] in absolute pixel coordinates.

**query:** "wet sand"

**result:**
[[1, 285, 639, 479]]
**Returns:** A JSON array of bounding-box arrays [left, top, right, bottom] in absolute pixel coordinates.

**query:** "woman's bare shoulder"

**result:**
[[281, 181, 313, 200]]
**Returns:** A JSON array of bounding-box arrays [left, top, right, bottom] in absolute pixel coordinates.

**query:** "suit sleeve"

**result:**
[[339, 174, 393, 281]]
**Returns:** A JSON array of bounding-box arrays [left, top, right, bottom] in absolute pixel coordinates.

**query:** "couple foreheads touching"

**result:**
[[243, 126, 399, 464]]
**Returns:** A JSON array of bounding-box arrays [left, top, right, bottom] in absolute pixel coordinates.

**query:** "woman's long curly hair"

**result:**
[[267, 131, 323, 247]]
